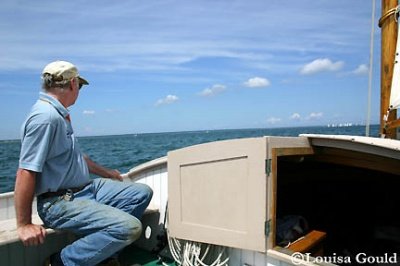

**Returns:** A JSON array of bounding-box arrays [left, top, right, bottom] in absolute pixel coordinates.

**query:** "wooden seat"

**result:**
[[286, 230, 326, 256], [0, 206, 159, 245]]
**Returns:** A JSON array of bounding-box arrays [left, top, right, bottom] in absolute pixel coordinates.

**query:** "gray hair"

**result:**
[[41, 73, 72, 92]]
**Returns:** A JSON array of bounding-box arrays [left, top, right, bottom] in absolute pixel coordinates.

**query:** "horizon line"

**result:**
[[0, 124, 380, 142]]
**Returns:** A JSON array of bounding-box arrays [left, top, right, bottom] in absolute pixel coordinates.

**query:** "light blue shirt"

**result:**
[[19, 92, 90, 195]]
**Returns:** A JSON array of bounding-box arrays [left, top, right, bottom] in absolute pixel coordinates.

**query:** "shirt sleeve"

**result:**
[[19, 122, 55, 172]]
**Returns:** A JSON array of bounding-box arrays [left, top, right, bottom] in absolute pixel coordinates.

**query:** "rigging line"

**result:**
[[366, 0, 376, 137], [378, 5, 399, 27]]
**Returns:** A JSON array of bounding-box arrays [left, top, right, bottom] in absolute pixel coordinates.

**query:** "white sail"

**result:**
[[390, 20, 400, 110]]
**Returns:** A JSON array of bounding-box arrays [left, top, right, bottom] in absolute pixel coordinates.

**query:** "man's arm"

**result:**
[[14, 168, 47, 246], [84, 155, 123, 181]]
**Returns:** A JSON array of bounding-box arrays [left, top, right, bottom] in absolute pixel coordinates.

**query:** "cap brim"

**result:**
[[78, 76, 89, 85]]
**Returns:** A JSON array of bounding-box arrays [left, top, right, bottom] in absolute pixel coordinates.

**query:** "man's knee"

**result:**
[[144, 184, 153, 202], [137, 183, 153, 204], [127, 217, 143, 243], [113, 216, 143, 244]]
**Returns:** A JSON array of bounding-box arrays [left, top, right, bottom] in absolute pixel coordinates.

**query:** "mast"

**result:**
[[380, 0, 398, 138]]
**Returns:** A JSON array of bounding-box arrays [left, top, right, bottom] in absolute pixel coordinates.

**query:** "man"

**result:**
[[15, 60, 153, 266]]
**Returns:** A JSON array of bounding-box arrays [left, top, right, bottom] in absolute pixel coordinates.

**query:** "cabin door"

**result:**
[[168, 137, 268, 252]]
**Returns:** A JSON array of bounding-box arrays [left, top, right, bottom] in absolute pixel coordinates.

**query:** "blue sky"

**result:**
[[0, 0, 381, 139]]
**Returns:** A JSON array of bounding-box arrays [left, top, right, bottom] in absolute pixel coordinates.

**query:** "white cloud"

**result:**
[[0, 1, 382, 140], [300, 58, 344, 75], [83, 110, 95, 115], [267, 117, 281, 124], [244, 77, 271, 88], [0, 1, 372, 77], [352, 64, 368, 75], [155, 95, 179, 106], [290, 113, 301, 120], [199, 84, 226, 97], [307, 112, 323, 119]]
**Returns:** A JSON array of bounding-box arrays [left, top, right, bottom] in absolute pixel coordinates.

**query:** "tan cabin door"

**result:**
[[168, 137, 268, 252]]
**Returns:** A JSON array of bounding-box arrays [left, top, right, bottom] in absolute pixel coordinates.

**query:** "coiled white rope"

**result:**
[[163, 200, 228, 266], [167, 234, 229, 266]]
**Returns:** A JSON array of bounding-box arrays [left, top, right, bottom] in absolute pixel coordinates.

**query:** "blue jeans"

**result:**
[[37, 178, 153, 266]]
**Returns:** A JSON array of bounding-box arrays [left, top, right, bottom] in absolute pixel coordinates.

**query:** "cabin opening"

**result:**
[[275, 148, 400, 262]]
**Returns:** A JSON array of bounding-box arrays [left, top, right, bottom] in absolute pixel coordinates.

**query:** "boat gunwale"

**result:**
[[301, 134, 400, 160], [122, 156, 167, 181], [300, 134, 400, 150], [0, 191, 14, 200]]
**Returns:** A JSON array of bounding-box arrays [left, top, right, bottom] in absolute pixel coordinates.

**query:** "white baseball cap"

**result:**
[[42, 60, 89, 85]]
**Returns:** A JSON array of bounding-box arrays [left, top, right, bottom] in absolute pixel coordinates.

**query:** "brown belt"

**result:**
[[39, 186, 85, 199]]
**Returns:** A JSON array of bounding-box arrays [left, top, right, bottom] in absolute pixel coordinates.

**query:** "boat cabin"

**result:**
[[167, 135, 400, 263]]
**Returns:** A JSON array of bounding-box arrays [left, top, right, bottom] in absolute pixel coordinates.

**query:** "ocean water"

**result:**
[[0, 125, 380, 194]]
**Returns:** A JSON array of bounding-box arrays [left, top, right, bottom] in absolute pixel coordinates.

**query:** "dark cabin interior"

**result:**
[[276, 147, 400, 264]]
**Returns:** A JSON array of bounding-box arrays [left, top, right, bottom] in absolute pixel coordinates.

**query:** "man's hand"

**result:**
[[107, 169, 123, 181], [84, 155, 123, 181], [17, 223, 47, 246]]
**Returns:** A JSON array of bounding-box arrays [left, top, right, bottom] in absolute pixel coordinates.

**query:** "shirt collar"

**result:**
[[39, 92, 70, 118]]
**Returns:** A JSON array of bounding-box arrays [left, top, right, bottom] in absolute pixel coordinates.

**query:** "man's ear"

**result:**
[[70, 78, 77, 91]]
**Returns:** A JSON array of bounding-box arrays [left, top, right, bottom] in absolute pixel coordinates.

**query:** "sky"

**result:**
[[0, 0, 382, 140]]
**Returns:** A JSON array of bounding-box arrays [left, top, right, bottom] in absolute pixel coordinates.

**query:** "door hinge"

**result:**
[[265, 159, 272, 176], [265, 220, 271, 236]]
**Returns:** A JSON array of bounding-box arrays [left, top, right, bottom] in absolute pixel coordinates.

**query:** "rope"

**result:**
[[366, 0, 376, 137], [167, 235, 229, 266], [165, 205, 229, 266], [378, 5, 400, 28]]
